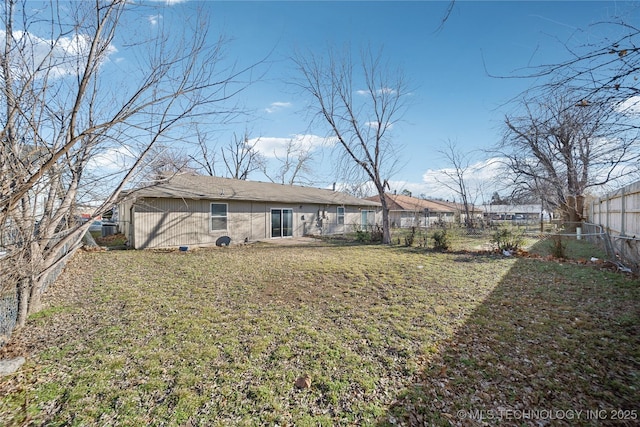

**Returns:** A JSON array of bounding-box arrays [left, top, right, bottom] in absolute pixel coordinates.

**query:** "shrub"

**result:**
[[549, 235, 567, 259], [404, 227, 416, 247], [354, 225, 383, 243], [491, 227, 525, 252], [355, 229, 370, 242], [370, 225, 383, 243], [432, 229, 450, 251]]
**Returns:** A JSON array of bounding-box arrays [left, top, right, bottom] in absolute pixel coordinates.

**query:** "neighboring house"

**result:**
[[481, 204, 547, 222], [74, 203, 103, 220], [365, 193, 482, 228], [117, 174, 381, 249]]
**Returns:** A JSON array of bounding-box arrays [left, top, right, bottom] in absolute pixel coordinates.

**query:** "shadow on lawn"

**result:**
[[381, 240, 640, 427]]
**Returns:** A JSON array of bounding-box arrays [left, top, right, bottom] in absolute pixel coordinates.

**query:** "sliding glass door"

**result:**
[[271, 209, 293, 238]]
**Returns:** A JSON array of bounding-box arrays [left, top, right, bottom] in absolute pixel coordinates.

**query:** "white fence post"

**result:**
[[620, 187, 626, 237]]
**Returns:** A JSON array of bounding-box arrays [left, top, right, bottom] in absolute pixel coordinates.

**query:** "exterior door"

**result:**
[[271, 209, 293, 238], [361, 210, 375, 228]]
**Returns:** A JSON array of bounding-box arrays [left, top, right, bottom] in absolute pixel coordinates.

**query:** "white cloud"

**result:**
[[0, 30, 117, 80], [88, 146, 138, 171], [389, 158, 504, 201], [147, 0, 188, 4], [378, 87, 396, 95], [265, 101, 292, 114], [329, 158, 504, 202], [356, 87, 396, 96], [616, 95, 640, 115], [148, 14, 162, 26], [251, 134, 335, 158], [387, 152, 640, 203], [365, 121, 394, 130]]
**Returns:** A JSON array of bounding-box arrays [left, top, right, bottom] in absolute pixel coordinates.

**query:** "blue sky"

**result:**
[[120, 1, 638, 200]]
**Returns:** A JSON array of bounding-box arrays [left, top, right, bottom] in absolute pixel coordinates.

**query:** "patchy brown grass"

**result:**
[[0, 241, 637, 426], [388, 257, 639, 426]]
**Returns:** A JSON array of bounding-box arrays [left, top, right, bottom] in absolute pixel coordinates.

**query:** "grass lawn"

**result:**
[[90, 231, 128, 248], [0, 240, 638, 426]]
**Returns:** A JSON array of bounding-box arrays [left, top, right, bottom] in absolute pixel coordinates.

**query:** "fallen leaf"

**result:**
[[295, 374, 311, 389]]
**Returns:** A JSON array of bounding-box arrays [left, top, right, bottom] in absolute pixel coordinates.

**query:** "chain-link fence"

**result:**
[[0, 286, 18, 348], [388, 222, 532, 251], [0, 241, 76, 350], [581, 222, 639, 273], [389, 220, 640, 273], [608, 235, 640, 273], [388, 221, 631, 264]]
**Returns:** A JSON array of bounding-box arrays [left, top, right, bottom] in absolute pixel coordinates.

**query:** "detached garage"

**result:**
[[117, 174, 381, 249]]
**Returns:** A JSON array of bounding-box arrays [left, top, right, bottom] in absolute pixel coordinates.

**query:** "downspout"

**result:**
[[129, 204, 135, 249]]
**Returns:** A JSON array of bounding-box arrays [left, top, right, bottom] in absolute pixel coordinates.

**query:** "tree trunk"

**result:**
[[28, 275, 42, 316], [16, 279, 29, 328], [463, 201, 473, 230], [381, 205, 391, 244], [564, 195, 584, 231], [377, 189, 392, 244]]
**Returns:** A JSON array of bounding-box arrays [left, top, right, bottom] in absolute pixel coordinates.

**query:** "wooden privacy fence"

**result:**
[[587, 180, 640, 273], [589, 180, 640, 237]]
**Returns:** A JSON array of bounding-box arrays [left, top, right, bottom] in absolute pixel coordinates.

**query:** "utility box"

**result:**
[[102, 223, 117, 237]]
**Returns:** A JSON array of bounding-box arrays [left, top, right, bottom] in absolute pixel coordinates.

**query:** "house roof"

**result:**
[[123, 174, 381, 207], [365, 193, 481, 213]]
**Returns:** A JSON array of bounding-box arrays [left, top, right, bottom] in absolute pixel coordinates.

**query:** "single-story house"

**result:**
[[365, 193, 482, 228], [481, 204, 547, 222], [117, 174, 381, 249]]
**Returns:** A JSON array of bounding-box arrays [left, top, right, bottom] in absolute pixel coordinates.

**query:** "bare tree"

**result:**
[[436, 140, 479, 229], [490, 15, 640, 220], [496, 89, 639, 224], [142, 145, 197, 181], [190, 129, 265, 180], [523, 18, 640, 110], [262, 137, 315, 185], [0, 1, 253, 327], [221, 131, 264, 180], [340, 181, 376, 199], [190, 128, 218, 177], [292, 46, 410, 244]]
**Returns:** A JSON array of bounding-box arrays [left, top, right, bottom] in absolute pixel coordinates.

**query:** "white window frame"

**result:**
[[210, 203, 228, 231], [337, 206, 345, 225]]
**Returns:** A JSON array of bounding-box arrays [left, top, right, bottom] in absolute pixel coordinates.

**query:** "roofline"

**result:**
[[119, 177, 381, 207]]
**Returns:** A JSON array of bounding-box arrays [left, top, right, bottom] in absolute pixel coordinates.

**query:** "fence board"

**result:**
[[587, 180, 640, 273], [589, 180, 640, 237]]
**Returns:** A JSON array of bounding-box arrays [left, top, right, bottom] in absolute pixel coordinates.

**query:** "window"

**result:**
[[337, 207, 345, 225], [361, 210, 376, 227], [210, 203, 228, 231]]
